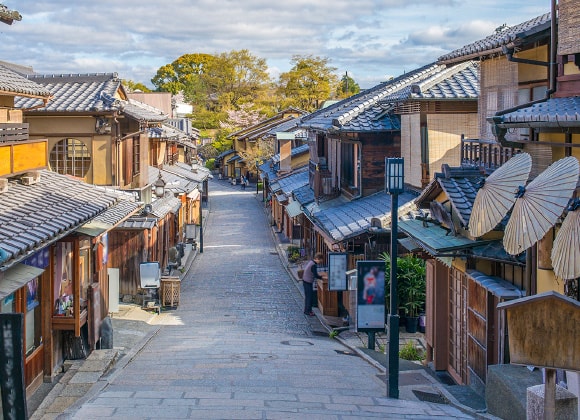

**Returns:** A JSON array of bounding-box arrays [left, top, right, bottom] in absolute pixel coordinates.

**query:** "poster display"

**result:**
[[328, 253, 347, 291], [356, 261, 386, 331]]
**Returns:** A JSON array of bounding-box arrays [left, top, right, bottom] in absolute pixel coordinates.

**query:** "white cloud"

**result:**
[[0, 0, 549, 89]]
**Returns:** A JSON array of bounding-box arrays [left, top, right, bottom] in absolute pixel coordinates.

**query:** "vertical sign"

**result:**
[[328, 253, 347, 291], [356, 261, 386, 331], [0, 313, 27, 420]]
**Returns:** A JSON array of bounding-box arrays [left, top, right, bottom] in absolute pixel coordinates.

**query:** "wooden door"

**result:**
[[449, 267, 468, 384]]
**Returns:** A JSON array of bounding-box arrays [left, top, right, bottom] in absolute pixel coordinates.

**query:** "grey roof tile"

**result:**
[[0, 65, 52, 98], [0, 170, 136, 269], [438, 13, 551, 63], [494, 96, 580, 128], [15, 73, 122, 112], [301, 61, 478, 134]]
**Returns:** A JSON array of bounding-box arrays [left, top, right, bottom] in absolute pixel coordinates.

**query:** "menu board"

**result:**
[[328, 253, 347, 291], [356, 261, 386, 331]]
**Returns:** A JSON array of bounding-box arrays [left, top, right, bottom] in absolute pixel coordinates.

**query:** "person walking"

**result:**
[[240, 175, 246, 190], [301, 252, 324, 316]]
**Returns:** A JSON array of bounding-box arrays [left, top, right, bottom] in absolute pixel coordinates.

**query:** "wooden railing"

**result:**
[[309, 160, 340, 202], [460, 137, 520, 173], [0, 123, 29, 143]]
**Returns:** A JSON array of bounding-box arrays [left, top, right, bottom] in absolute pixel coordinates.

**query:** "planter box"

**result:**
[[317, 278, 338, 316]]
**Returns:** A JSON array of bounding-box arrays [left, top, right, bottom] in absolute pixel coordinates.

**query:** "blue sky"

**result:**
[[0, 1, 549, 89]]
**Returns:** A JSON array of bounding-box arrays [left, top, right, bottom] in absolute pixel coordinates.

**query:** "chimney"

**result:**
[[276, 132, 294, 173]]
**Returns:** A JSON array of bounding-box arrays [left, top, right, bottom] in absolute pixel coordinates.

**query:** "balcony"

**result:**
[[0, 123, 29, 143], [309, 160, 340, 202], [461, 137, 521, 174]]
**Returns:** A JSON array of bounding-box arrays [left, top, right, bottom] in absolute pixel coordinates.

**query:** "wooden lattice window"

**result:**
[[49, 138, 91, 178], [133, 136, 140, 175]]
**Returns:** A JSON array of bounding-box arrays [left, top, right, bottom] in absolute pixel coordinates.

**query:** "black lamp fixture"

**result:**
[[384, 157, 404, 399], [154, 170, 166, 198]]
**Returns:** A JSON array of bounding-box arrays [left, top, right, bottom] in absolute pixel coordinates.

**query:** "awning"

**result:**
[[399, 219, 491, 256], [0, 264, 44, 299], [285, 201, 303, 218], [398, 237, 420, 252], [467, 270, 525, 299], [76, 220, 112, 237]]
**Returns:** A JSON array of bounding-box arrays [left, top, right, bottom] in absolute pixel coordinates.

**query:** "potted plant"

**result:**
[[380, 252, 426, 333], [398, 255, 426, 333]]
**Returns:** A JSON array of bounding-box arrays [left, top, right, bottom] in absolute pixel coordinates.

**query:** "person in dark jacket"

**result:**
[[301, 253, 324, 316]]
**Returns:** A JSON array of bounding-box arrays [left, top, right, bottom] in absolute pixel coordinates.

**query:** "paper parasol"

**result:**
[[504, 156, 580, 255], [468, 152, 532, 237], [551, 198, 580, 280]]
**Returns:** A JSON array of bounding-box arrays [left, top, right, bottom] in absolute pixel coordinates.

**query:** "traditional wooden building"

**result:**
[[1, 64, 141, 394]]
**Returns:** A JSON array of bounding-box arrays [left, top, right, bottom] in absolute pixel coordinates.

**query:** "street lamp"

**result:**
[[154, 170, 166, 198], [256, 160, 260, 195], [385, 157, 404, 399], [198, 184, 203, 253]]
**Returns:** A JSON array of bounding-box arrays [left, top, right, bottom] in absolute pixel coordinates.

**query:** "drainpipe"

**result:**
[[491, 1, 558, 147]]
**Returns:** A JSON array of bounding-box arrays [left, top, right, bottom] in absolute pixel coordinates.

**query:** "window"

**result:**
[[49, 138, 91, 178], [25, 278, 41, 356], [133, 136, 141, 175]]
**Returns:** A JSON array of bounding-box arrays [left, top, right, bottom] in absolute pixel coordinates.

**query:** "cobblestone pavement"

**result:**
[[60, 179, 473, 419]]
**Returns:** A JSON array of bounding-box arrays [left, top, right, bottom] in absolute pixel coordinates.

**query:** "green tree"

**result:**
[[122, 80, 152, 93], [151, 53, 215, 94], [203, 49, 271, 110], [336, 72, 360, 98], [277, 55, 339, 112]]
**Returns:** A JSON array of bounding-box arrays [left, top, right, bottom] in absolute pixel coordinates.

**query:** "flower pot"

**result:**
[[405, 316, 419, 333]]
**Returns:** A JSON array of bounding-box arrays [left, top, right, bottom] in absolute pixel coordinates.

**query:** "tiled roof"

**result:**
[[438, 175, 480, 229], [150, 165, 206, 195], [151, 193, 181, 218], [266, 117, 305, 136], [0, 170, 136, 269], [117, 217, 157, 230], [293, 184, 315, 206], [76, 199, 142, 236], [124, 98, 168, 122], [270, 169, 309, 195], [15, 73, 122, 112], [438, 13, 551, 63], [492, 96, 580, 128], [301, 61, 478, 133], [0, 65, 52, 98], [381, 61, 479, 102], [305, 191, 416, 243], [417, 165, 482, 229]]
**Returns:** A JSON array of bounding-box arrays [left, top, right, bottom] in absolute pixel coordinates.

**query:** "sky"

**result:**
[[1, 1, 550, 90]]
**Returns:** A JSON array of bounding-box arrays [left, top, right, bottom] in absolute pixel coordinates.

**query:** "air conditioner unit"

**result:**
[[21, 171, 40, 185], [0, 178, 7, 194]]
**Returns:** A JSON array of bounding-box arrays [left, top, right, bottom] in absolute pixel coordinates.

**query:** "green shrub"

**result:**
[[399, 340, 424, 361], [205, 158, 215, 170]]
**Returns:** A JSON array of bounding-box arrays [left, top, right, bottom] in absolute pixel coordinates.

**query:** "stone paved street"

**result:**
[[68, 179, 473, 419]]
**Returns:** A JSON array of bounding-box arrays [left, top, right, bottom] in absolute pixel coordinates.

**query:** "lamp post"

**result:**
[[154, 170, 166, 198], [256, 160, 260, 195], [198, 184, 203, 253], [385, 157, 404, 399]]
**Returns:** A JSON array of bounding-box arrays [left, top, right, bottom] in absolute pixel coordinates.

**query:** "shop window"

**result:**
[[79, 239, 91, 304], [25, 278, 41, 356], [54, 242, 74, 316], [49, 138, 91, 178]]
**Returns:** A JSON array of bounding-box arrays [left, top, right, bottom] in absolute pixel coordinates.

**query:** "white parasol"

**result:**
[[503, 156, 580, 256], [468, 153, 532, 238], [551, 198, 580, 280]]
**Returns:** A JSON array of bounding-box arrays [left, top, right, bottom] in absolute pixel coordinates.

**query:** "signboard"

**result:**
[[328, 253, 347, 291], [0, 313, 27, 420], [356, 261, 386, 331]]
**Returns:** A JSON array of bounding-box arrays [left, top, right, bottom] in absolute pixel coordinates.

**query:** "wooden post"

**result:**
[[544, 368, 556, 420]]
